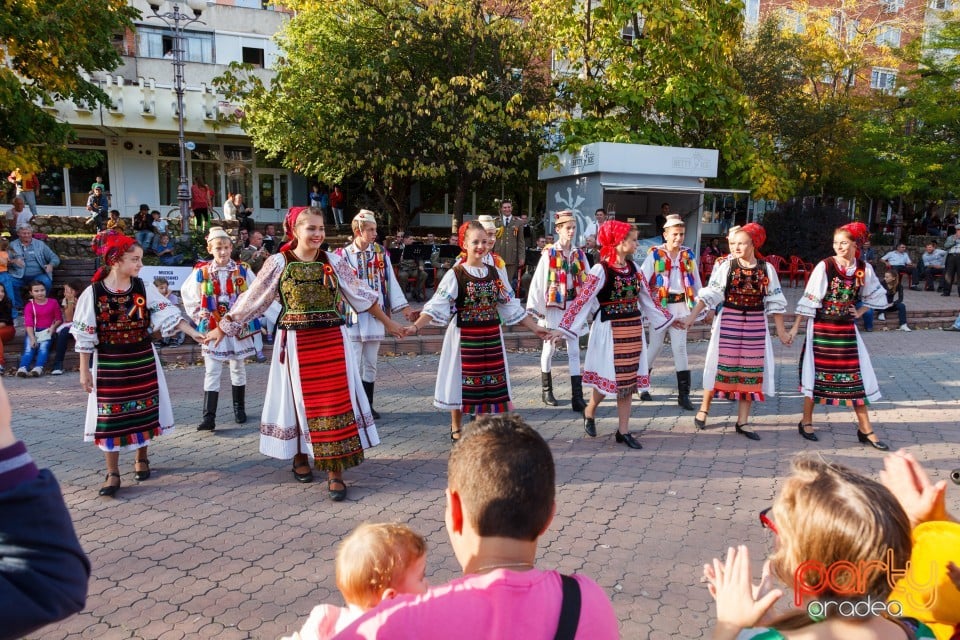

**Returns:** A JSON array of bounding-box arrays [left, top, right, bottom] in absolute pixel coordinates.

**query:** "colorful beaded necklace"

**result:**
[[651, 246, 697, 309], [546, 244, 589, 307], [195, 260, 252, 333]]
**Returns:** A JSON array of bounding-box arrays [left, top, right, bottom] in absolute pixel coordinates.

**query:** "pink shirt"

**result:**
[[333, 569, 618, 640], [25, 298, 63, 332]]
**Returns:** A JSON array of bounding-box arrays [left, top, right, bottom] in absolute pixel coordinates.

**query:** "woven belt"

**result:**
[[665, 293, 686, 303]]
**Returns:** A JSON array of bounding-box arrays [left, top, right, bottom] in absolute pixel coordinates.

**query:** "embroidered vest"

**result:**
[[649, 245, 697, 309], [194, 260, 260, 337], [94, 278, 152, 349], [597, 262, 641, 322], [454, 265, 505, 328], [545, 245, 590, 310], [817, 258, 866, 320], [723, 260, 769, 311], [277, 251, 345, 330], [336, 243, 390, 325]]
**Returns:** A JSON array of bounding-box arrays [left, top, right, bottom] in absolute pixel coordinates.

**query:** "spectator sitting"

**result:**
[[16, 281, 62, 377], [50, 280, 84, 375], [8, 226, 60, 309], [283, 523, 428, 640], [0, 286, 15, 374], [861, 237, 878, 266], [918, 241, 947, 292], [882, 243, 920, 290], [133, 204, 154, 249], [336, 414, 619, 639], [262, 223, 277, 253], [153, 233, 183, 266], [0, 377, 91, 639], [106, 209, 126, 233], [0, 237, 16, 320], [239, 231, 270, 274], [150, 210, 168, 240], [704, 457, 935, 639], [85, 186, 109, 230], [153, 278, 185, 347], [862, 269, 912, 332], [5, 197, 32, 233]]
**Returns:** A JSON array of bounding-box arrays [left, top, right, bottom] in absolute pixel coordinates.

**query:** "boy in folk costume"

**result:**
[[336, 210, 417, 418], [182, 227, 260, 431], [525, 210, 591, 412], [638, 214, 705, 410]]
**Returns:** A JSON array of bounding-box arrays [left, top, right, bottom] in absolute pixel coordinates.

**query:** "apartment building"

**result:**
[[32, 0, 300, 222]]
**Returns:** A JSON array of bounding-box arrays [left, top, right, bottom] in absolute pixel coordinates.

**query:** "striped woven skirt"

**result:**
[[804, 317, 867, 406], [611, 317, 644, 399], [94, 342, 162, 450], [460, 324, 512, 415], [296, 327, 364, 471], [714, 308, 766, 401]]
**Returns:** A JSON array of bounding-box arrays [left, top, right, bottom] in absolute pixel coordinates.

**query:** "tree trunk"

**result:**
[[450, 175, 472, 234], [372, 176, 413, 233]]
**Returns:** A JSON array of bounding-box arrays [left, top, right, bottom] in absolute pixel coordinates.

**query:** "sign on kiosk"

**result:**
[[139, 266, 193, 292]]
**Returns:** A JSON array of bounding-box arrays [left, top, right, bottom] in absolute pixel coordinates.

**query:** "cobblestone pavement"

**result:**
[[12, 322, 960, 639]]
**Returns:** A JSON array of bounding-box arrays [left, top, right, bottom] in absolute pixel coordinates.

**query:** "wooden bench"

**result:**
[[52, 258, 97, 296]]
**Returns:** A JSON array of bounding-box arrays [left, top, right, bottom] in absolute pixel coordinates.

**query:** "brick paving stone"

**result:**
[[10, 290, 960, 639]]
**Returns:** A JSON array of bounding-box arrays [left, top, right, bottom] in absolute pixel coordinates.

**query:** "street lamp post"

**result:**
[[147, 0, 206, 238]]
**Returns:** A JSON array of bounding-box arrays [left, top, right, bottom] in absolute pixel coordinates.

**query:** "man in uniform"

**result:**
[[638, 214, 704, 410], [492, 200, 525, 287]]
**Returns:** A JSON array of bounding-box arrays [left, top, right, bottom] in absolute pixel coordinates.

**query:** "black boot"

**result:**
[[198, 391, 218, 431], [541, 372, 558, 406], [570, 375, 586, 413], [362, 380, 380, 419], [232, 385, 247, 423], [676, 371, 695, 411]]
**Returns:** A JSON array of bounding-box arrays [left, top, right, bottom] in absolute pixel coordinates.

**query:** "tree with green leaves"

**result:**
[[532, 0, 789, 199], [215, 0, 552, 230], [736, 4, 919, 199], [0, 0, 139, 172]]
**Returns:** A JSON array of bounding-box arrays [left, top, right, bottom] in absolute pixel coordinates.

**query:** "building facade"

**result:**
[[29, 0, 301, 223]]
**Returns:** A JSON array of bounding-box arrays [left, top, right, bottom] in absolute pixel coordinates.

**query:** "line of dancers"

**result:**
[[72, 208, 891, 501]]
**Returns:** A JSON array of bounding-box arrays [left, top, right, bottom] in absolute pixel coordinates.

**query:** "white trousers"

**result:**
[[203, 357, 246, 391], [350, 340, 380, 383], [646, 301, 689, 372], [540, 336, 581, 376]]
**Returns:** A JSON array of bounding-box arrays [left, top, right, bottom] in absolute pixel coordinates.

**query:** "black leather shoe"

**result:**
[[99, 472, 121, 497], [735, 423, 761, 441], [798, 422, 818, 442], [857, 430, 890, 451], [639, 391, 653, 401], [694, 410, 708, 430], [615, 431, 642, 449], [328, 478, 347, 502], [583, 416, 597, 437], [134, 458, 151, 481], [292, 456, 314, 483]]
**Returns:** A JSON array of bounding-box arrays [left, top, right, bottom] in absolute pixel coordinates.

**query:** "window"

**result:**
[[871, 67, 897, 91], [242, 46, 265, 68], [930, 0, 948, 9], [744, 0, 760, 25], [876, 26, 901, 47], [781, 9, 805, 34], [620, 13, 645, 43], [882, 0, 904, 11], [137, 26, 214, 63], [846, 19, 859, 43]]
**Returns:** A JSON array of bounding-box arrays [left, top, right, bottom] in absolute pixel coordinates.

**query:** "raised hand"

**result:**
[[879, 450, 951, 528], [708, 546, 782, 638]]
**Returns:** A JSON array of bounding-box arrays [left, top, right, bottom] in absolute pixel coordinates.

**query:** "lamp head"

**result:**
[[186, 0, 205, 17], [148, 1, 163, 11]]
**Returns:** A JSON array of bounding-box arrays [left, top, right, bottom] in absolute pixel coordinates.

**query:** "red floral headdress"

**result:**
[[91, 231, 136, 282], [278, 206, 311, 253], [740, 223, 767, 251], [598, 220, 632, 263]]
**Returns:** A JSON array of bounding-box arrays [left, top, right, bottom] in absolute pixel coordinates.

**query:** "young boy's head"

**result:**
[[109, 209, 120, 219], [28, 281, 47, 301], [448, 414, 555, 543], [206, 227, 233, 263], [336, 523, 428, 610], [154, 277, 169, 297], [151, 210, 161, 220]]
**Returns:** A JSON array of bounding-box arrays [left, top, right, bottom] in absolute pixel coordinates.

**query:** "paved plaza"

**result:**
[[11, 300, 960, 639]]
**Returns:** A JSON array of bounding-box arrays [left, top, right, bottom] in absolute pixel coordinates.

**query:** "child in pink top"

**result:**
[[283, 523, 428, 640], [17, 280, 63, 377]]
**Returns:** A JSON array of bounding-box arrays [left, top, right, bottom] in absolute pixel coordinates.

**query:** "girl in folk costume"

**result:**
[[456, 215, 514, 294], [683, 224, 790, 441], [405, 222, 550, 441], [553, 221, 674, 450], [788, 222, 890, 450], [206, 207, 405, 502], [335, 210, 417, 419], [526, 210, 591, 412], [639, 214, 705, 411], [71, 234, 205, 497], [182, 227, 259, 432]]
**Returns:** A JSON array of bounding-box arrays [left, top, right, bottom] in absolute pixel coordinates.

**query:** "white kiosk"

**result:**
[[538, 142, 747, 253]]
